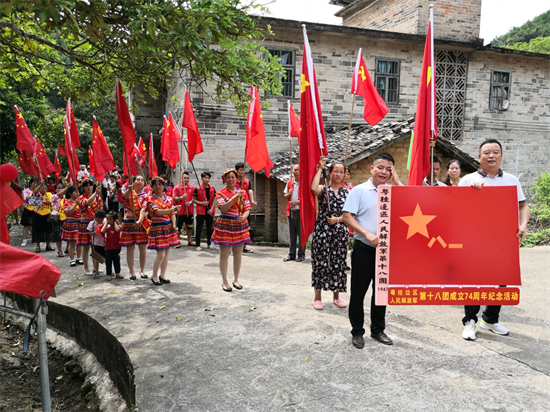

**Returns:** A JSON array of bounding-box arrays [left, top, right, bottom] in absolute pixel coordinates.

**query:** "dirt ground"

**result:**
[[0, 320, 101, 412]]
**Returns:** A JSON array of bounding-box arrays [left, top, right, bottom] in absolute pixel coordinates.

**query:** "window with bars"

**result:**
[[265, 48, 295, 98], [375, 58, 400, 104], [490, 70, 511, 110]]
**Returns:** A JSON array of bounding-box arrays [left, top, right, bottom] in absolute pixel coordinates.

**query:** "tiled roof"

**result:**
[[263, 117, 479, 182]]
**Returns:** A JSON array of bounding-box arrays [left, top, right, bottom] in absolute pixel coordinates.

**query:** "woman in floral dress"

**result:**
[[310, 157, 349, 310]]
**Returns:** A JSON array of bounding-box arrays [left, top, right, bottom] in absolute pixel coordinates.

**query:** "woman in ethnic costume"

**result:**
[[77, 179, 102, 275], [147, 176, 181, 285], [62, 186, 82, 267], [121, 175, 149, 280], [211, 168, 251, 292], [50, 182, 69, 257], [310, 157, 349, 310]]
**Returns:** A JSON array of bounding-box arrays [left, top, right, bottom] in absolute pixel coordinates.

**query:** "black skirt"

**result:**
[[32, 213, 51, 243], [20, 208, 34, 227]]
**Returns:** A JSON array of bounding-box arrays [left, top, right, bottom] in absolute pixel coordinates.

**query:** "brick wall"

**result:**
[[339, 0, 482, 42]]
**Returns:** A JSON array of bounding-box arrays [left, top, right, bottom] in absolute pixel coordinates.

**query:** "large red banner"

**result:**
[[375, 186, 521, 305]]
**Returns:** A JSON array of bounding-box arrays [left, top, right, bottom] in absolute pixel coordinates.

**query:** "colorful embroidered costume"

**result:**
[[77, 194, 102, 246], [120, 190, 149, 246], [62, 198, 80, 242], [211, 187, 251, 247], [146, 194, 179, 250]]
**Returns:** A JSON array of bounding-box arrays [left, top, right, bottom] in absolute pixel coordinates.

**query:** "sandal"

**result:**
[[35, 247, 41, 253], [57, 251, 65, 257], [222, 285, 232, 292], [93, 272, 100, 279], [140, 274, 148, 279], [107, 275, 113, 281], [187, 241, 196, 246], [296, 257, 305, 262], [196, 246, 203, 252], [130, 275, 137, 280], [232, 282, 243, 290], [115, 274, 124, 279], [45, 246, 55, 251]]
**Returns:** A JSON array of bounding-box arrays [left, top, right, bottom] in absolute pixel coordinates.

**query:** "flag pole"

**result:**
[[343, 94, 356, 170], [173, 121, 206, 204], [123, 147, 137, 219]]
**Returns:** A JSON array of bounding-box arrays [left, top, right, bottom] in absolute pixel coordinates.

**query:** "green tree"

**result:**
[[505, 36, 550, 54], [491, 10, 550, 47], [0, 0, 284, 112]]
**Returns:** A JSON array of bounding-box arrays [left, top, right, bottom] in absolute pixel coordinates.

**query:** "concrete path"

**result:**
[[8, 230, 550, 411]]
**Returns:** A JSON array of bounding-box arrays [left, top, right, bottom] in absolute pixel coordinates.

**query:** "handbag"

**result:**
[[90, 248, 105, 264], [48, 214, 60, 224]]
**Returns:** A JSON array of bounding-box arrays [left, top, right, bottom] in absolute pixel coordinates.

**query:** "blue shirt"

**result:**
[[342, 178, 379, 248]]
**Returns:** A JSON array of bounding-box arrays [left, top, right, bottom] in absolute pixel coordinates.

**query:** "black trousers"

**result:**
[[195, 214, 213, 247], [348, 240, 386, 336], [288, 210, 305, 259], [105, 249, 121, 276]]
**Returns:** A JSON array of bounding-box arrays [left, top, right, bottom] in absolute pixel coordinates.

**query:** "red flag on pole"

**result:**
[[137, 137, 147, 168], [54, 150, 61, 177], [182, 88, 203, 162], [161, 114, 180, 170], [88, 146, 95, 176], [18, 152, 39, 176], [123, 146, 138, 177], [35, 138, 55, 177], [245, 86, 273, 177], [299, 26, 328, 248], [408, 8, 438, 186], [92, 117, 116, 181], [288, 100, 300, 141], [63, 115, 79, 184], [115, 79, 136, 155], [351, 49, 389, 126], [148, 134, 158, 178], [66, 99, 81, 149], [14, 106, 36, 153]]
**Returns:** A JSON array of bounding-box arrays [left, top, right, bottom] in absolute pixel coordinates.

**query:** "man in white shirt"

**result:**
[[342, 153, 403, 349], [283, 164, 305, 262], [459, 138, 530, 341], [423, 155, 447, 186]]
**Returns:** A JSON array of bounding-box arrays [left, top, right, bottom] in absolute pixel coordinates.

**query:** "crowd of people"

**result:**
[[9, 139, 529, 346]]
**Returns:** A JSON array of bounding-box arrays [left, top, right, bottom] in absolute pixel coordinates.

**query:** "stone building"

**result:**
[[132, 0, 549, 243]]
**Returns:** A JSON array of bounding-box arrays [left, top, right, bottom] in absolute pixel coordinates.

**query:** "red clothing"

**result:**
[[235, 177, 250, 192], [172, 183, 194, 216], [193, 184, 216, 215], [63, 198, 81, 220], [104, 225, 121, 250], [77, 193, 102, 220], [166, 186, 173, 197]]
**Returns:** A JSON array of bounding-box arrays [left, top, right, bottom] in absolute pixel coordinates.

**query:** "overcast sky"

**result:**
[[258, 0, 549, 44]]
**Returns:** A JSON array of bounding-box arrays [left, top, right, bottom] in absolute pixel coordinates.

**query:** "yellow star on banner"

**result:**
[[359, 65, 366, 82], [427, 66, 432, 87], [399, 204, 436, 240], [17, 113, 23, 119], [301, 74, 310, 94]]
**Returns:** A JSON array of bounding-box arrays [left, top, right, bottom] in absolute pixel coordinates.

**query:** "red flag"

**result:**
[[88, 146, 95, 176], [161, 114, 180, 170], [148, 134, 158, 178], [245, 86, 273, 177], [116, 79, 136, 155], [92, 117, 116, 181], [54, 150, 62, 177], [63, 115, 79, 184], [18, 151, 39, 176], [299, 27, 328, 248], [137, 137, 147, 168], [408, 9, 437, 186], [0, 165, 25, 243], [14, 106, 36, 153], [35, 138, 55, 178], [288, 100, 300, 141], [123, 145, 138, 176], [182, 89, 203, 162], [351, 49, 389, 126], [66, 99, 81, 148]]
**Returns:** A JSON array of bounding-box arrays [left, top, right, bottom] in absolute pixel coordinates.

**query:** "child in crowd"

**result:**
[[101, 211, 123, 281], [87, 209, 106, 279]]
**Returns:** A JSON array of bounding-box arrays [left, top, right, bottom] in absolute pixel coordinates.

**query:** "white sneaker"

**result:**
[[480, 319, 509, 335], [462, 319, 477, 340], [21, 239, 27, 247]]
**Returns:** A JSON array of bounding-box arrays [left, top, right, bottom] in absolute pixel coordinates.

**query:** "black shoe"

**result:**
[[222, 285, 232, 292], [159, 277, 171, 284], [283, 256, 295, 262], [370, 332, 393, 345], [232, 282, 243, 290], [243, 246, 253, 253], [151, 278, 162, 286], [352, 335, 365, 349], [140, 274, 148, 279]]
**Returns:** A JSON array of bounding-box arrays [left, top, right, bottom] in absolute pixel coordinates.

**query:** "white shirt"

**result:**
[[423, 177, 447, 187], [284, 180, 300, 211], [342, 178, 379, 247], [459, 170, 525, 202]]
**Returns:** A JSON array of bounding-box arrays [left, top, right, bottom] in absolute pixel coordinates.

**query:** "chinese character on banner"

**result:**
[[375, 186, 521, 306]]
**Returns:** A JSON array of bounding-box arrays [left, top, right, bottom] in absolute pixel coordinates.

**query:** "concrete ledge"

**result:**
[[14, 295, 135, 409]]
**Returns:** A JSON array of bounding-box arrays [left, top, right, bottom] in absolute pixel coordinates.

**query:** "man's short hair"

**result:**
[[182, 171, 190, 177], [235, 162, 245, 170], [201, 171, 211, 178], [432, 155, 442, 166], [479, 138, 502, 152], [373, 153, 395, 165]]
